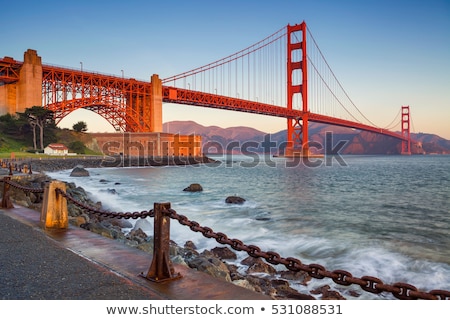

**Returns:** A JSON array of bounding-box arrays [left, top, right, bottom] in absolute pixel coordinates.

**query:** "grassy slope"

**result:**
[[0, 128, 101, 158]]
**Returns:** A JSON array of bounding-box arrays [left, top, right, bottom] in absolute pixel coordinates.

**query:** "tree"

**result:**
[[69, 141, 85, 154], [0, 114, 21, 136], [73, 121, 88, 132], [19, 106, 54, 150]]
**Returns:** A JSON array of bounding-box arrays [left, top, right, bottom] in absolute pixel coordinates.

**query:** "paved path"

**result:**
[[0, 206, 269, 300]]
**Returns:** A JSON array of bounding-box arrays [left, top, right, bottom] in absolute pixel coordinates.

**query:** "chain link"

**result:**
[[4, 179, 44, 194], [56, 188, 154, 219]]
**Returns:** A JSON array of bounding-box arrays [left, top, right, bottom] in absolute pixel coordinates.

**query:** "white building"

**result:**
[[44, 143, 69, 155]]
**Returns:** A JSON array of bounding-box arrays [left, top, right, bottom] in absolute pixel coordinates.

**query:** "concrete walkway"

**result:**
[[0, 206, 270, 300]]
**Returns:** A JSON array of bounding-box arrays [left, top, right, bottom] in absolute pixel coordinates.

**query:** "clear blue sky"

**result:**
[[3, 0, 450, 139]]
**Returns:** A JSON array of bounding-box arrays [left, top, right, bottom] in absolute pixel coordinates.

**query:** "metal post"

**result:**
[[40, 180, 68, 229], [141, 202, 182, 282], [1, 177, 14, 209]]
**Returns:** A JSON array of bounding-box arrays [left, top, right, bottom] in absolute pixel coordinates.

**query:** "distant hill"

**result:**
[[163, 121, 450, 155]]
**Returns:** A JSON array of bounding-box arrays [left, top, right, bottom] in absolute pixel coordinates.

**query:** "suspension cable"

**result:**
[[306, 26, 381, 127], [162, 27, 286, 84]]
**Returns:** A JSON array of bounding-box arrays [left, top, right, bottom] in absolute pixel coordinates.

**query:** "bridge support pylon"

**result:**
[[285, 21, 310, 157], [401, 106, 411, 155], [0, 49, 42, 115]]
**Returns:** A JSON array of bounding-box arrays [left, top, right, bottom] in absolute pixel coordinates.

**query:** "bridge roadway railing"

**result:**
[[1, 176, 449, 300]]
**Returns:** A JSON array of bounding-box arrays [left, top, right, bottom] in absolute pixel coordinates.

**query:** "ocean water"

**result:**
[[47, 154, 450, 299]]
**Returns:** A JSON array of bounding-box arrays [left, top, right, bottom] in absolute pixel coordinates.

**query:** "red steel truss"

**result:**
[[0, 57, 21, 84], [41, 65, 153, 132]]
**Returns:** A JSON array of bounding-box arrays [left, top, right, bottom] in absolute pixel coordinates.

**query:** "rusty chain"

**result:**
[[164, 207, 450, 300], [3, 178, 44, 194], [55, 188, 155, 220], [3, 178, 449, 300]]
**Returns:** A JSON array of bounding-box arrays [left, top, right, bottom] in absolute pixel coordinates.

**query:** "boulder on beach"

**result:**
[[183, 183, 203, 192], [225, 196, 246, 204], [70, 166, 90, 177]]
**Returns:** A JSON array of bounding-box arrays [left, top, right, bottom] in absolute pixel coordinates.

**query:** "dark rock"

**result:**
[[242, 256, 277, 275], [271, 279, 316, 300], [184, 241, 197, 250], [225, 196, 246, 204], [127, 228, 148, 244], [183, 183, 203, 192], [278, 270, 312, 286], [227, 264, 243, 281], [184, 250, 231, 282], [103, 188, 117, 194], [245, 275, 276, 296], [310, 285, 346, 300], [211, 246, 237, 260], [109, 218, 133, 229], [70, 166, 90, 177]]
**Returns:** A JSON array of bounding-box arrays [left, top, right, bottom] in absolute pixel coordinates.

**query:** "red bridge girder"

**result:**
[[0, 57, 21, 84], [42, 65, 154, 132], [162, 86, 407, 141]]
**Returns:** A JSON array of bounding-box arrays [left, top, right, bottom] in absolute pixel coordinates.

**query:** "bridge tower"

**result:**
[[286, 21, 309, 157], [401, 105, 411, 155], [0, 49, 42, 115]]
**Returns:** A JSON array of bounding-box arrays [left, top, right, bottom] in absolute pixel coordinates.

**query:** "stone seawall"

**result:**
[[16, 156, 219, 173]]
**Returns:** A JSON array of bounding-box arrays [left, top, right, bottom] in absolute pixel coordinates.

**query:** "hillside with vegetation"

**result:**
[[0, 107, 99, 158]]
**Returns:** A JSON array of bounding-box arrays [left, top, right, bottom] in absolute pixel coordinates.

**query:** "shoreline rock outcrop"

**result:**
[[225, 195, 246, 204], [70, 166, 90, 177], [183, 183, 203, 192]]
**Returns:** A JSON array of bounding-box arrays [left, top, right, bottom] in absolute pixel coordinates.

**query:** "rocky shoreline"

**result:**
[[9, 155, 220, 173], [1, 164, 348, 300]]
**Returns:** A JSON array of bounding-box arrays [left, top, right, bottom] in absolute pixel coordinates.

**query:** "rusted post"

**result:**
[[141, 202, 182, 282], [1, 177, 14, 209], [40, 180, 68, 229]]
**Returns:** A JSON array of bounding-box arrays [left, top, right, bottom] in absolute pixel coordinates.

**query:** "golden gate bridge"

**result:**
[[0, 21, 412, 155]]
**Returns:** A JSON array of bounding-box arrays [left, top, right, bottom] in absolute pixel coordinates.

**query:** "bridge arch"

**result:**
[[46, 99, 129, 132]]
